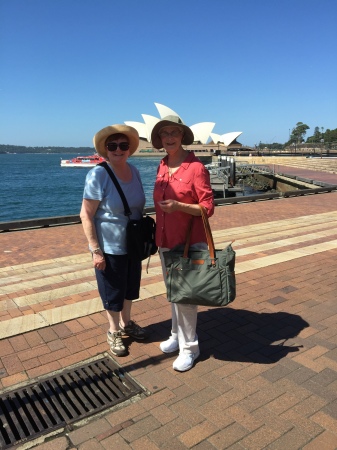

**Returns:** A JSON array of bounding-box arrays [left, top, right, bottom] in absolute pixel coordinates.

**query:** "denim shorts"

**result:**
[[95, 254, 142, 312]]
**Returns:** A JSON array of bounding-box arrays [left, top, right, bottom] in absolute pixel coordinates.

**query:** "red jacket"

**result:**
[[153, 152, 214, 249]]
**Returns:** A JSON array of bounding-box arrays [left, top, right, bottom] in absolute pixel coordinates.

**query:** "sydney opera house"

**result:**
[[124, 103, 243, 153]]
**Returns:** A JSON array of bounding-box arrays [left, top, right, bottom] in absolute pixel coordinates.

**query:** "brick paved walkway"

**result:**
[[1, 167, 337, 449]]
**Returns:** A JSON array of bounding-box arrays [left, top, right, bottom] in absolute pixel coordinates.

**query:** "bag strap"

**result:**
[[200, 205, 216, 258], [98, 162, 131, 217], [183, 205, 216, 264]]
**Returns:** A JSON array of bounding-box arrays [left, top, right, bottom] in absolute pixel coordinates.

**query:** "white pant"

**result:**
[[160, 243, 207, 355], [170, 302, 198, 354]]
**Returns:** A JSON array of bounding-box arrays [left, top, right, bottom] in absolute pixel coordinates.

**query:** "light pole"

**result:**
[[320, 139, 324, 158]]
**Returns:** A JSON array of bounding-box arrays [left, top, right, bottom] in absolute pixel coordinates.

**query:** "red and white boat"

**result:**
[[60, 154, 106, 167]]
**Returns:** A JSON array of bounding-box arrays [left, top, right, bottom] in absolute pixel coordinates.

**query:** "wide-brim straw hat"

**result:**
[[151, 115, 194, 150], [93, 124, 139, 158]]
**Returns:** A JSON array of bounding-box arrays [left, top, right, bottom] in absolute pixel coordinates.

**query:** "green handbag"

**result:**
[[163, 206, 236, 307]]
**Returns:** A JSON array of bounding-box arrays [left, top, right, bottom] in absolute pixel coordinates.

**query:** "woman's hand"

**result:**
[[93, 252, 106, 270], [158, 200, 202, 216], [158, 199, 179, 213], [80, 198, 106, 269]]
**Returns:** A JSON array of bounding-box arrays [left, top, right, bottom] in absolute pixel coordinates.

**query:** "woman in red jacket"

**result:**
[[152, 116, 214, 372]]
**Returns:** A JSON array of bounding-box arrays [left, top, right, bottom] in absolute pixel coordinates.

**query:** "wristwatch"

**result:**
[[90, 246, 102, 255]]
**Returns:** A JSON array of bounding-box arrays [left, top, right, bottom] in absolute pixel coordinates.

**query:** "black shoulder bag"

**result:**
[[98, 162, 157, 261]]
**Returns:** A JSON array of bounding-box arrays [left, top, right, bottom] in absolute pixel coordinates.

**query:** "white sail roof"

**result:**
[[190, 122, 215, 144], [154, 102, 180, 119], [124, 121, 148, 140], [210, 131, 242, 146], [124, 103, 243, 145], [141, 114, 160, 141]]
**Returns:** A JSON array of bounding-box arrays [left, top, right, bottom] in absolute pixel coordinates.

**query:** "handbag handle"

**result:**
[[183, 205, 216, 264]]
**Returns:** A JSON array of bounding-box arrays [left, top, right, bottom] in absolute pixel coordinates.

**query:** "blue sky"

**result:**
[[1, 0, 336, 148]]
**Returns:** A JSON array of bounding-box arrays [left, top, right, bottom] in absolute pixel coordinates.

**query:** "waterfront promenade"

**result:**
[[1, 164, 337, 449]]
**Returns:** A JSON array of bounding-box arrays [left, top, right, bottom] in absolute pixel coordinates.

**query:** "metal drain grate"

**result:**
[[0, 357, 145, 449]]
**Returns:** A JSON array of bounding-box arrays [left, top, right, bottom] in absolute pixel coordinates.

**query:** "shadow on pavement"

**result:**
[[197, 307, 309, 364], [122, 306, 309, 371]]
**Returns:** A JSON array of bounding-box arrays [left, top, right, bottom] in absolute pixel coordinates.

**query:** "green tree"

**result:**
[[307, 126, 321, 143], [325, 129, 331, 144], [305, 126, 337, 144], [290, 122, 310, 144]]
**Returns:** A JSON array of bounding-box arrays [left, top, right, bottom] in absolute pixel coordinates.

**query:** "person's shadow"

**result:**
[[194, 307, 309, 364], [124, 307, 309, 367]]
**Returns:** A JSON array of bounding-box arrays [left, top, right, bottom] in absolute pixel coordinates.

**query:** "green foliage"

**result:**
[[258, 142, 284, 150], [306, 127, 337, 145], [289, 122, 310, 145]]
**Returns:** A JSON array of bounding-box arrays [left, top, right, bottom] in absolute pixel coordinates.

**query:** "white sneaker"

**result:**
[[173, 350, 200, 372], [160, 337, 179, 353]]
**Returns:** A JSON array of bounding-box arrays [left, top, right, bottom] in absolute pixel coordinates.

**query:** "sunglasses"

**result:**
[[106, 142, 130, 152]]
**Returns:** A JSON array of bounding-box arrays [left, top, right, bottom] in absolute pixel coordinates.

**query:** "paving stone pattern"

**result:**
[[1, 165, 337, 449]]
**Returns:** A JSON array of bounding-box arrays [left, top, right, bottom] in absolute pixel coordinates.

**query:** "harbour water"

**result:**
[[0, 153, 161, 222]]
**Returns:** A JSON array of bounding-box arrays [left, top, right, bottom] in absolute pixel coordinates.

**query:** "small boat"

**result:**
[[60, 154, 106, 167]]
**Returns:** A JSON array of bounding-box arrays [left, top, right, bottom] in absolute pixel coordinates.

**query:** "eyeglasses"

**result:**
[[159, 130, 183, 138], [106, 142, 130, 152]]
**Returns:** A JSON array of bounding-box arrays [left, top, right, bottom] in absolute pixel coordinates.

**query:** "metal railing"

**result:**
[[0, 206, 155, 233], [2, 187, 337, 233]]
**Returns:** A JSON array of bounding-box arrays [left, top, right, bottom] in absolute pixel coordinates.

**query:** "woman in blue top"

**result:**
[[80, 124, 148, 357]]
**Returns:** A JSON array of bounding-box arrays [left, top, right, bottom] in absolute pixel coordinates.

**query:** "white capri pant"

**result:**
[[159, 243, 207, 355]]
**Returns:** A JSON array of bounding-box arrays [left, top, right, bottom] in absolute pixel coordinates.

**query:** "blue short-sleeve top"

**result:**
[[83, 163, 146, 255]]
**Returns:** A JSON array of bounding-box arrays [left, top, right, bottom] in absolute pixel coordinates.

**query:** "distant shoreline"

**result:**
[[0, 149, 211, 157], [0, 142, 241, 155], [0, 151, 164, 157]]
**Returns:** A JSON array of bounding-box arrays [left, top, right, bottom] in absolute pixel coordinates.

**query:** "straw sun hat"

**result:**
[[93, 124, 139, 158], [151, 115, 194, 150]]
